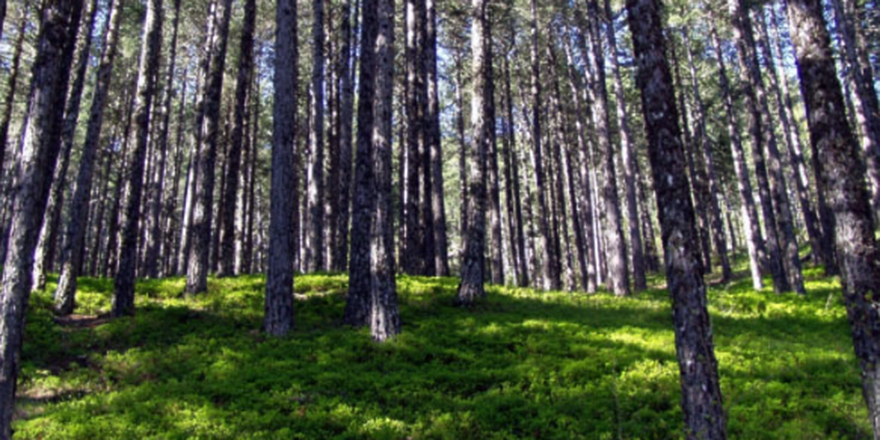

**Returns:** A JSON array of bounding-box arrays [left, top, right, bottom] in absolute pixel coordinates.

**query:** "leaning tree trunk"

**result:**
[[112, 0, 163, 317], [727, 0, 789, 293], [55, 0, 124, 315], [605, 0, 646, 290], [0, 0, 28, 181], [265, 0, 298, 336], [626, 0, 728, 436], [0, 0, 83, 436], [457, 0, 492, 305], [218, 0, 255, 277], [33, 0, 100, 291], [186, 0, 232, 295], [831, 0, 880, 223], [786, 0, 880, 433], [682, 30, 733, 282], [709, 16, 765, 291]]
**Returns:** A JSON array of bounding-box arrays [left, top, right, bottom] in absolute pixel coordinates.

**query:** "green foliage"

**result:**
[[11, 265, 869, 439]]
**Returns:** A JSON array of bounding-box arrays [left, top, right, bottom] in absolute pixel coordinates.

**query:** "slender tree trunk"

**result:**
[[112, 0, 163, 316], [417, 2, 435, 277], [635, 158, 661, 272], [682, 30, 733, 282], [305, 0, 326, 273], [104, 78, 137, 277], [218, 0, 255, 277], [186, 0, 232, 294], [727, 0, 790, 293], [244, 75, 260, 274], [709, 16, 765, 291], [626, 0, 727, 435], [33, 0, 100, 291], [426, 0, 449, 276], [454, 54, 468, 238], [0, 0, 29, 196], [832, 0, 880, 222], [585, 0, 630, 296], [0, 0, 84, 435], [787, 0, 880, 432], [333, 0, 354, 272], [562, 34, 598, 292], [529, 0, 560, 290], [402, 0, 422, 275], [457, 0, 492, 304], [605, 0, 645, 290], [55, 0, 124, 314], [502, 52, 528, 286]]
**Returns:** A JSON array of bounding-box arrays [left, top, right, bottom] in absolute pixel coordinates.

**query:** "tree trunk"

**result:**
[[0, 0, 29, 202], [529, 0, 560, 291], [502, 51, 528, 287], [265, 0, 298, 336], [55, 0, 124, 315], [369, 0, 400, 340], [333, 0, 354, 272], [0, 0, 84, 435], [33, 0, 100, 291], [426, 0, 449, 277], [605, 0, 646, 290], [305, 0, 326, 273], [786, 0, 880, 433], [682, 30, 733, 282], [218, 0, 255, 277], [727, 0, 789, 293], [112, 0, 163, 317], [585, 0, 630, 296], [104, 78, 137, 277], [457, 0, 492, 304], [402, 0, 423, 275], [709, 16, 765, 291], [626, 0, 728, 435], [186, 0, 232, 295]]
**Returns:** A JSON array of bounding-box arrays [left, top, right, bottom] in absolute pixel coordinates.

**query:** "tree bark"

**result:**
[[305, 0, 326, 273], [457, 0, 492, 304], [402, 0, 423, 275], [585, 0, 630, 296], [709, 16, 765, 291], [218, 0, 255, 277], [55, 0, 124, 315], [785, 0, 880, 433], [605, 0, 646, 290], [112, 0, 163, 317], [426, 0, 449, 276], [682, 30, 733, 282], [502, 50, 528, 287], [0, 0, 29, 200], [626, 0, 728, 435], [265, 0, 298, 336], [186, 0, 232, 295], [0, 0, 83, 435], [333, 0, 354, 272], [33, 0, 100, 291], [529, 0, 560, 291]]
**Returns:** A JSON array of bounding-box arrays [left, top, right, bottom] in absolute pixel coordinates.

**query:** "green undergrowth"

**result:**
[[11, 258, 869, 439]]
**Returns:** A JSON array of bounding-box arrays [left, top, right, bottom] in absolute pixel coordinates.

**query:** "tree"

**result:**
[[112, 0, 163, 317], [305, 0, 326, 273], [457, 0, 492, 305], [426, 0, 449, 277], [265, 0, 298, 336], [186, 0, 233, 295], [0, 0, 84, 435], [0, 0, 30, 200], [219, 0, 256, 277], [626, 0, 727, 435], [785, 0, 880, 432], [55, 0, 124, 315]]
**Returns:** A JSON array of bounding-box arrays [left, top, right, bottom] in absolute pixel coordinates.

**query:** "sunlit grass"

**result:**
[[12, 255, 868, 439]]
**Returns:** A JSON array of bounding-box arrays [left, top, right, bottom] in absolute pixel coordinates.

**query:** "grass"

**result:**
[[10, 257, 870, 439]]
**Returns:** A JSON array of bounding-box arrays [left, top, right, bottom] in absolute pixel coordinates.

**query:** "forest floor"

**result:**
[[11, 257, 870, 439]]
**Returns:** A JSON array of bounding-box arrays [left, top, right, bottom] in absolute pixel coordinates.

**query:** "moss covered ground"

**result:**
[[11, 258, 869, 439]]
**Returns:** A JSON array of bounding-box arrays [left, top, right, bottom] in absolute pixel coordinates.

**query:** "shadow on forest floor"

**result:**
[[10, 256, 870, 439]]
